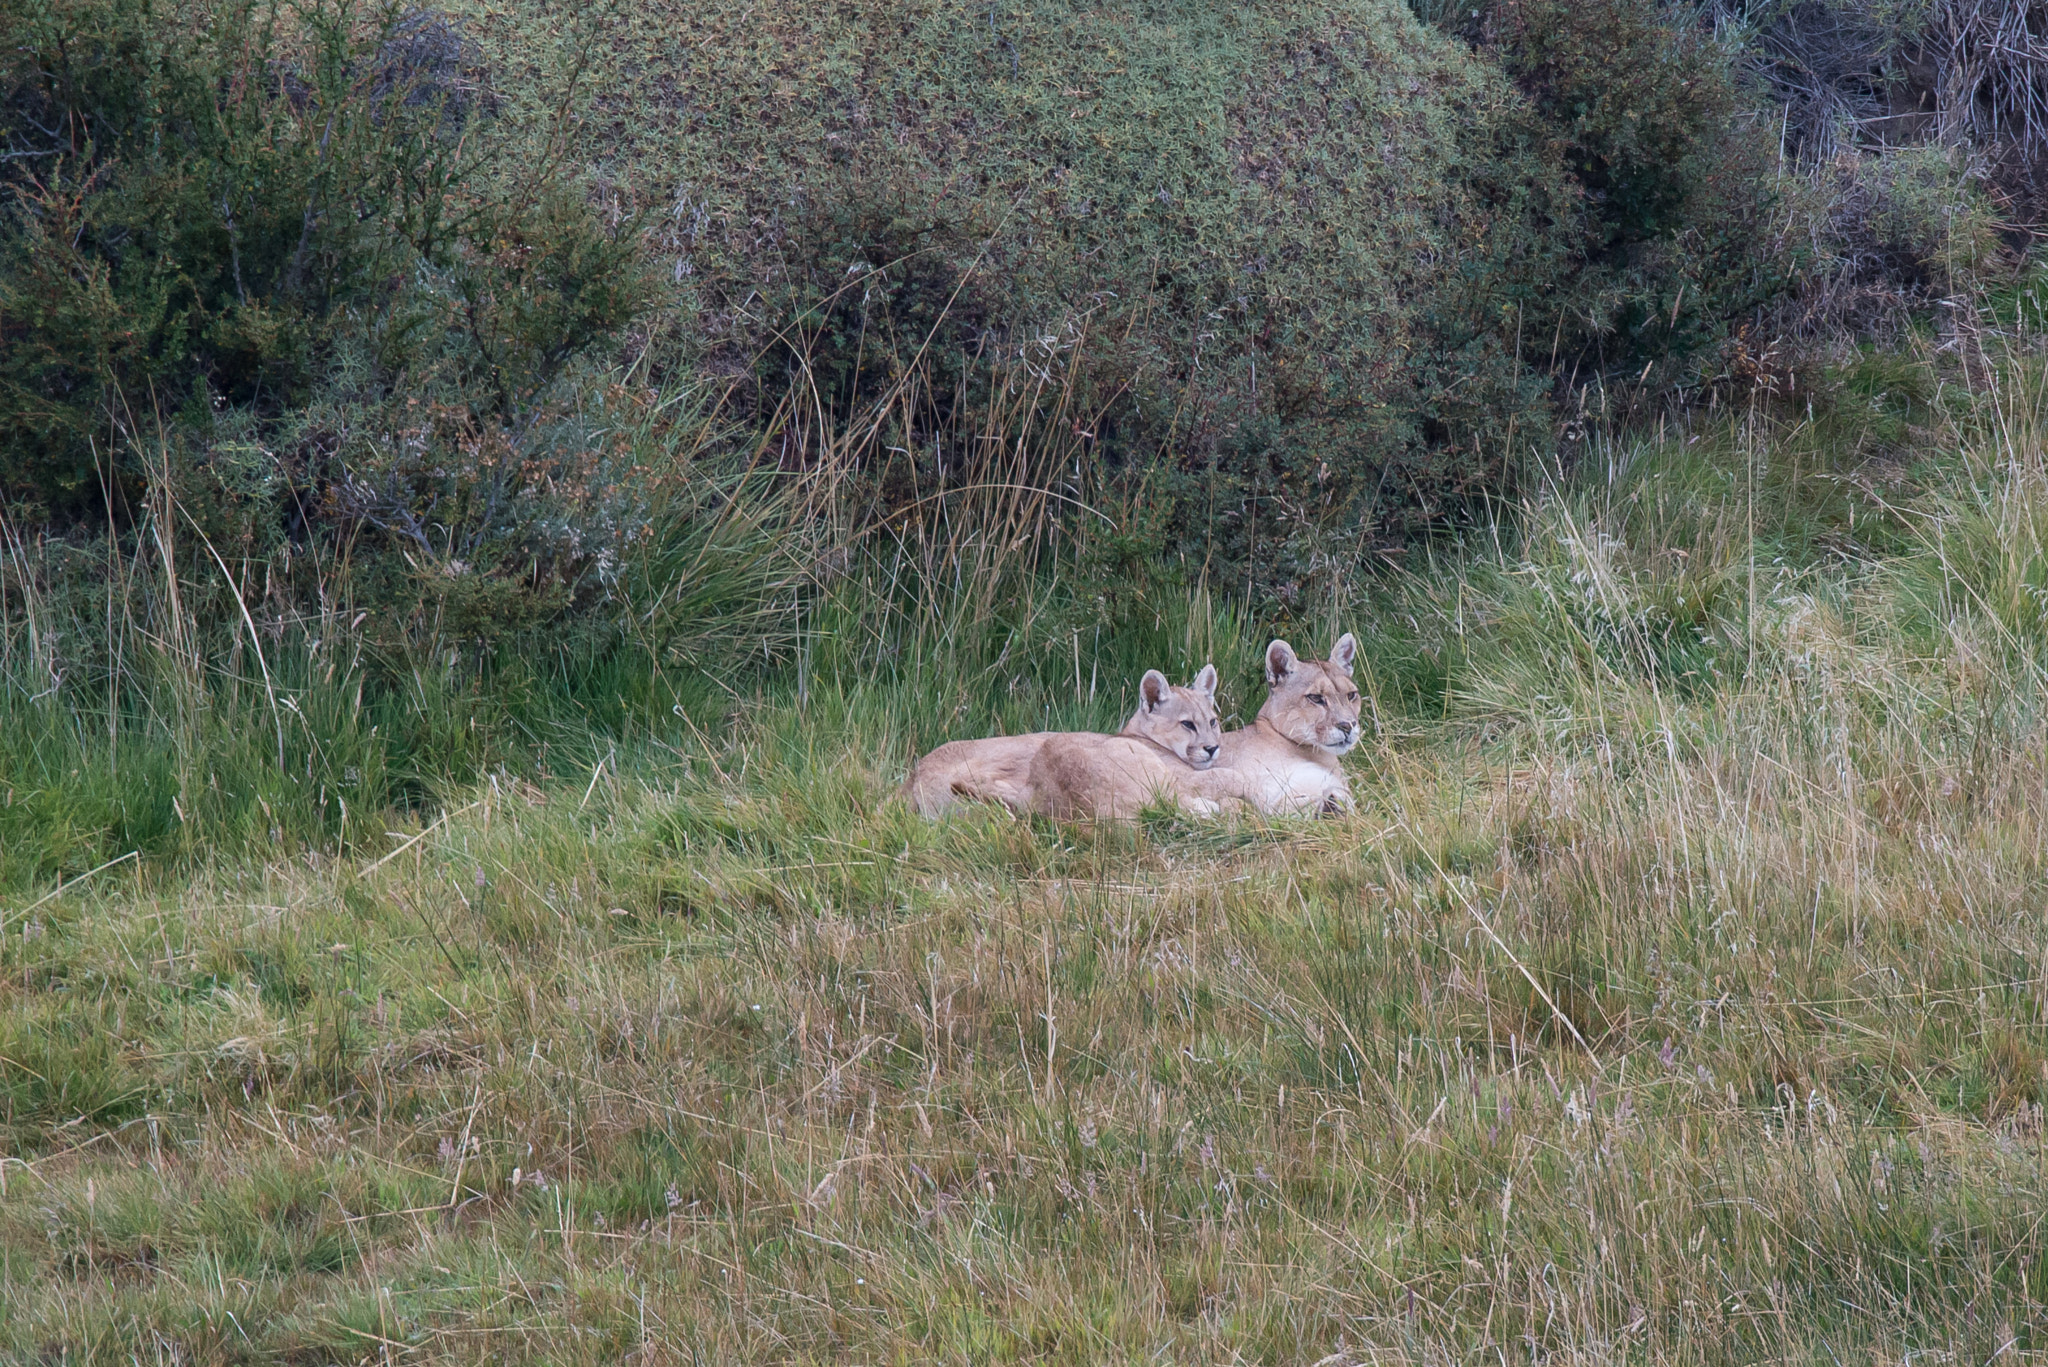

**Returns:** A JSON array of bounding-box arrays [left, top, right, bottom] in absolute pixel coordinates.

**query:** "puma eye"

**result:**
[[1346, 692, 1359, 702], [1307, 693, 1326, 706], [1180, 720, 1197, 732]]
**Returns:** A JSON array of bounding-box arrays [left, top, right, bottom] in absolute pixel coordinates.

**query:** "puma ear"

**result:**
[[1329, 632, 1358, 673], [1264, 640, 1298, 684], [1140, 669, 1170, 711], [1193, 663, 1218, 698]]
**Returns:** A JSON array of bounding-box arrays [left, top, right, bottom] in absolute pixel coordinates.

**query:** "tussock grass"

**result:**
[[5, 350, 2048, 1361], [0, 397, 807, 888]]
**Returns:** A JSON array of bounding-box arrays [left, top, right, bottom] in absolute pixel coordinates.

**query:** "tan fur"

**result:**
[[906, 666, 1222, 817], [1023, 665, 1237, 820], [1212, 634, 1362, 815], [903, 732, 1055, 817], [1027, 731, 1244, 820]]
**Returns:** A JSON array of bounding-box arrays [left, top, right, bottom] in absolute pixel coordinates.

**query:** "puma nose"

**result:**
[[1203, 744, 1219, 759], [1335, 721, 1354, 738]]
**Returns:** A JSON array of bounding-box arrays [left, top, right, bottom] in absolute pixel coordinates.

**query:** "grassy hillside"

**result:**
[[4, 338, 2047, 1361]]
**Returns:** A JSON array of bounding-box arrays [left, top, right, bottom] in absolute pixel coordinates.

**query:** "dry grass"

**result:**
[[5, 350, 2048, 1363]]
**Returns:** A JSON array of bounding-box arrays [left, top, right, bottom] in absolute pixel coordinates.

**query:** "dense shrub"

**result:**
[[1427, 0, 1792, 376], [0, 0, 648, 587], [513, 0, 1580, 602], [1707, 0, 2016, 333], [1816, 143, 2002, 301], [1725, 0, 2048, 224], [5, 0, 2005, 629]]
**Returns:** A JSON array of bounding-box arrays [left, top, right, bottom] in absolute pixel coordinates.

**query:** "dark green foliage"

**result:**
[[1421, 0, 1790, 378], [0, 0, 711, 890], [1471, 0, 1740, 246], [0, 0, 453, 514], [751, 183, 993, 433], [0, 0, 649, 565]]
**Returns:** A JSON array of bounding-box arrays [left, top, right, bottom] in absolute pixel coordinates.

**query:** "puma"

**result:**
[[1212, 634, 1361, 815], [1028, 636, 1361, 820], [1023, 667, 1239, 820], [906, 666, 1222, 817]]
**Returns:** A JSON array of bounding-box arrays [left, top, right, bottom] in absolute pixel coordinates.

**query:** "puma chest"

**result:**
[[1232, 751, 1350, 815]]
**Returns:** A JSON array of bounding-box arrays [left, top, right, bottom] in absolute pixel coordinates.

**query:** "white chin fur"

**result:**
[[1323, 737, 1358, 755]]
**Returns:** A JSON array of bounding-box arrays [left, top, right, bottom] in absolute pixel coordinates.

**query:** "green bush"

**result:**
[[0, 0, 648, 579], [1433, 0, 1791, 371], [1830, 142, 2002, 295], [501, 0, 1579, 602]]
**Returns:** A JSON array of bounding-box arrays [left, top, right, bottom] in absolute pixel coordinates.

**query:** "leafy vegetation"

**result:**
[[1427, 0, 1790, 371], [0, 0, 649, 588], [451, 0, 1602, 594]]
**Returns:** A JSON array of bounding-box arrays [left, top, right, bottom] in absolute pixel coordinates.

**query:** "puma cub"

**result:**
[[1213, 634, 1361, 815], [1025, 666, 1238, 819], [906, 666, 1222, 817]]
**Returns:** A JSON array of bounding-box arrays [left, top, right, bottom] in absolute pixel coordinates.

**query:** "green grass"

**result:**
[[5, 350, 2048, 1362]]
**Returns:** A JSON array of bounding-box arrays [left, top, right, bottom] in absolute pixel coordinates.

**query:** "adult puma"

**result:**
[[1213, 634, 1361, 815], [906, 666, 1223, 817]]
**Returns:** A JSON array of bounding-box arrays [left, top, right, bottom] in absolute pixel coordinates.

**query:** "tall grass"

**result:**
[[0, 307, 1182, 891], [0, 386, 812, 890]]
